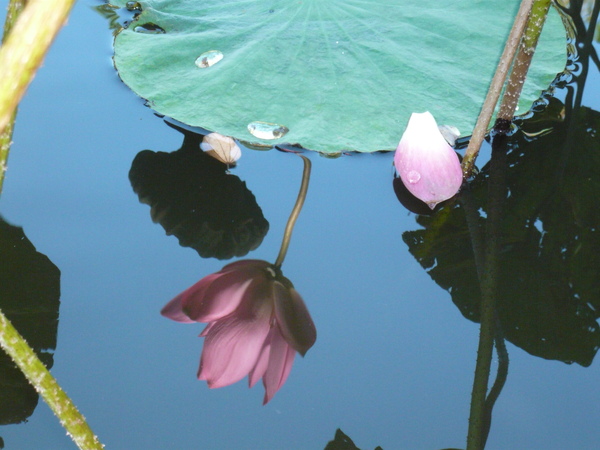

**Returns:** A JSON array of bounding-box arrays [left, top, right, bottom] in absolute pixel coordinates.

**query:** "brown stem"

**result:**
[[274, 155, 312, 269], [461, 0, 535, 179], [496, 0, 551, 126]]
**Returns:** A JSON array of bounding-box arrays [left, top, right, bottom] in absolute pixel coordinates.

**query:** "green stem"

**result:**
[[0, 3, 102, 447], [274, 155, 312, 269], [1, 0, 27, 41], [0, 109, 16, 195], [461, 0, 535, 179], [496, 0, 551, 125], [0, 0, 77, 191], [0, 309, 104, 449], [0, 0, 27, 195]]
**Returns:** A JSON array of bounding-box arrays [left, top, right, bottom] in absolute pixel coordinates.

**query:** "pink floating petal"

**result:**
[[272, 282, 316, 356], [394, 111, 463, 209], [262, 329, 296, 405]]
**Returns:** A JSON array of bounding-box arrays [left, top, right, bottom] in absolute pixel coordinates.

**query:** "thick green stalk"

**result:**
[[1, 0, 27, 41], [0, 106, 16, 195], [0, 0, 27, 195], [496, 0, 551, 124], [274, 155, 312, 269], [0, 309, 104, 449], [0, 1, 104, 447], [461, 0, 535, 178], [0, 0, 77, 191]]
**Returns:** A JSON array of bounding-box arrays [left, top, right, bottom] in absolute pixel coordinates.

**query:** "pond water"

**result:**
[[1, 1, 599, 449]]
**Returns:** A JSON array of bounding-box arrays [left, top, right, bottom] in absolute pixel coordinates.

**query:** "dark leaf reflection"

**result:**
[[403, 101, 600, 366], [0, 216, 60, 425], [324, 429, 383, 450], [129, 121, 269, 260]]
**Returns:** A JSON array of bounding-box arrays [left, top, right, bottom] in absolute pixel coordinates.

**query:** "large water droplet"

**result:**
[[247, 122, 289, 140], [126, 1, 142, 11], [407, 170, 421, 184], [134, 23, 166, 34], [195, 50, 223, 68]]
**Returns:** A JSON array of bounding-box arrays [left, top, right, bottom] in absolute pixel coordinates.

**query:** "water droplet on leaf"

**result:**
[[195, 50, 223, 68], [125, 1, 142, 11], [134, 23, 165, 34], [247, 122, 289, 140]]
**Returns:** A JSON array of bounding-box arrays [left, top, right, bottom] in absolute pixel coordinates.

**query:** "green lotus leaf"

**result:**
[[112, 0, 567, 153]]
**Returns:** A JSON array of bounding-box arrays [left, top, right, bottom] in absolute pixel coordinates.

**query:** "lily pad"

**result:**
[[112, 0, 567, 153]]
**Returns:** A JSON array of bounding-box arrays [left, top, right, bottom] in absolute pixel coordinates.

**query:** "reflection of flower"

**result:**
[[161, 259, 316, 404], [394, 111, 463, 209], [162, 155, 315, 404]]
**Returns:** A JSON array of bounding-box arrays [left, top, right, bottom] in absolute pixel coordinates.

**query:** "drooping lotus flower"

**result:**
[[161, 259, 316, 404], [394, 111, 463, 209], [162, 156, 314, 404]]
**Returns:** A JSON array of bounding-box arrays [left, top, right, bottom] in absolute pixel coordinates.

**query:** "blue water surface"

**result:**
[[0, 1, 599, 449]]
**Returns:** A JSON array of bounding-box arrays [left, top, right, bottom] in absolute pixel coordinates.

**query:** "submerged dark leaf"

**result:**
[[0, 216, 61, 424], [129, 122, 269, 259]]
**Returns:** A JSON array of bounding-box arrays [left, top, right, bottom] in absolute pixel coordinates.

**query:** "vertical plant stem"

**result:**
[[466, 136, 508, 450], [0, 0, 77, 191], [0, 0, 28, 195], [1, 0, 27, 41], [0, 309, 104, 449], [0, 109, 16, 195], [461, 0, 535, 179], [496, 0, 551, 125], [481, 322, 509, 449], [0, 2, 102, 447], [274, 155, 312, 269]]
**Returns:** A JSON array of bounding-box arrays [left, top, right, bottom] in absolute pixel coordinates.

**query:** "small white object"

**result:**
[[200, 133, 242, 165], [438, 124, 461, 146]]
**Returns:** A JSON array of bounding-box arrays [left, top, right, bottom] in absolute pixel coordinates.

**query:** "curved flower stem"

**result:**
[[0, 309, 104, 449], [481, 320, 509, 449], [461, 0, 535, 179], [0, 0, 76, 192], [274, 155, 312, 269]]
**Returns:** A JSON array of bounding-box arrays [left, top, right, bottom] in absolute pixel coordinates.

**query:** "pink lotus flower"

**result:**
[[394, 111, 463, 209], [161, 259, 316, 404]]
